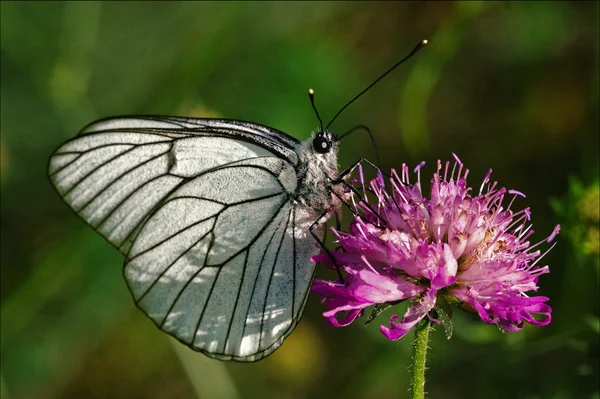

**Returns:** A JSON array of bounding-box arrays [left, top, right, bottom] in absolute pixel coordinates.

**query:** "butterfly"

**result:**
[[47, 40, 426, 362], [48, 114, 344, 362]]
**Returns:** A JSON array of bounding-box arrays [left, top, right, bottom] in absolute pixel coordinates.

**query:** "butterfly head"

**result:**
[[312, 130, 336, 154], [307, 89, 336, 155]]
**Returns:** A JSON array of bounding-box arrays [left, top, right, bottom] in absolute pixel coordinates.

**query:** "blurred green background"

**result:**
[[1, 2, 598, 398]]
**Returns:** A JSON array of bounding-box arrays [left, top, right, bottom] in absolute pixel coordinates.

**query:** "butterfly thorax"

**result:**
[[294, 134, 341, 214]]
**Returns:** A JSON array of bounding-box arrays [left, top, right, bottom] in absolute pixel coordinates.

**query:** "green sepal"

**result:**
[[433, 297, 455, 340]]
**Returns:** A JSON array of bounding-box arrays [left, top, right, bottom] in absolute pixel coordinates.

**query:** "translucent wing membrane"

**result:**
[[127, 184, 320, 361], [48, 116, 322, 361]]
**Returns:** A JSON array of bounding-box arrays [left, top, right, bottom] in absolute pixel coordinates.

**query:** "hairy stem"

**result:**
[[410, 319, 430, 399]]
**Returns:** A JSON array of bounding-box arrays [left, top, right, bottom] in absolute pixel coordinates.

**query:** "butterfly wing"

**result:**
[[48, 116, 299, 254], [48, 116, 323, 361]]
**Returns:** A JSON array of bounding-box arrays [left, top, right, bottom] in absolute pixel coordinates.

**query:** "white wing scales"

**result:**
[[48, 117, 327, 361], [168, 137, 274, 177]]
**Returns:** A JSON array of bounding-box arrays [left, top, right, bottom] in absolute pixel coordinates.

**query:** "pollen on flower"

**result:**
[[311, 156, 557, 340]]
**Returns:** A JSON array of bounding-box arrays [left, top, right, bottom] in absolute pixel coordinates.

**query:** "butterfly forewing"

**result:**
[[48, 116, 326, 361]]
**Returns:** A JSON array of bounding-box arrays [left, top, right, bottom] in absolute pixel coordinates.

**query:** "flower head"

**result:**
[[312, 155, 558, 340]]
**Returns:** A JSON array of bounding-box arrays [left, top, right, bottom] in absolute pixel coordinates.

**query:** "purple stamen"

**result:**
[[546, 224, 561, 243], [530, 242, 558, 267], [443, 161, 450, 182], [358, 163, 368, 203], [413, 161, 426, 173], [479, 169, 493, 195], [508, 189, 526, 198]]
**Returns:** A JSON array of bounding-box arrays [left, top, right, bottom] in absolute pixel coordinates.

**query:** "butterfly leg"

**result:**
[[310, 158, 386, 285], [335, 157, 385, 182], [309, 212, 345, 283], [332, 211, 345, 283], [330, 158, 387, 227]]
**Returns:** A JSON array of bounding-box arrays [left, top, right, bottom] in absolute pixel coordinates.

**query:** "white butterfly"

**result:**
[[48, 115, 342, 361], [47, 40, 427, 362]]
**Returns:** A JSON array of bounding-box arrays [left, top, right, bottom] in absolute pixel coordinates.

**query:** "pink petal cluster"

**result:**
[[312, 155, 558, 340]]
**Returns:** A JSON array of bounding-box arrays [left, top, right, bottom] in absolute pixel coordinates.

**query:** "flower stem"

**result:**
[[410, 319, 430, 399]]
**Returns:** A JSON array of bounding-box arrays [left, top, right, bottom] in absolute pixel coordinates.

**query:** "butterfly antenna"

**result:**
[[325, 39, 428, 130], [308, 88, 324, 132], [337, 125, 382, 169]]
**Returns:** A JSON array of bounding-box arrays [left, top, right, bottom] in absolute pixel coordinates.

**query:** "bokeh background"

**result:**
[[1, 2, 598, 398]]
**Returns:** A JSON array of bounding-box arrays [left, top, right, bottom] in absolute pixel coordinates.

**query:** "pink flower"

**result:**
[[312, 155, 557, 340]]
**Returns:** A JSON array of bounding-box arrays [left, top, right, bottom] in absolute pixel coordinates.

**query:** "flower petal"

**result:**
[[353, 269, 422, 303], [323, 304, 369, 327], [430, 244, 458, 289], [380, 290, 437, 340]]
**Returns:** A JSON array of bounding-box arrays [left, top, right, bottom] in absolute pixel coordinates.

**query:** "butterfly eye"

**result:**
[[313, 135, 332, 154]]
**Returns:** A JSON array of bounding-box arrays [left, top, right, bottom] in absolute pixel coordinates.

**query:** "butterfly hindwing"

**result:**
[[122, 152, 320, 360]]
